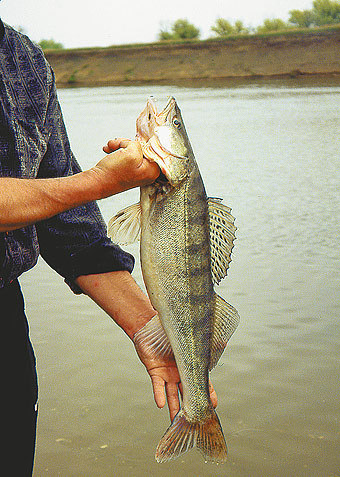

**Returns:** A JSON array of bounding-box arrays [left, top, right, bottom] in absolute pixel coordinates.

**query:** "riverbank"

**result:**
[[45, 27, 340, 88]]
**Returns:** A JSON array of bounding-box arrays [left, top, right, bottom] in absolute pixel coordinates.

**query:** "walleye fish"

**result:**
[[108, 97, 239, 463]]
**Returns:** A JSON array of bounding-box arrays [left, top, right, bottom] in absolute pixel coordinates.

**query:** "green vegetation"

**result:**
[[158, 0, 340, 41], [211, 18, 249, 37], [67, 72, 77, 84], [311, 0, 340, 24], [289, 0, 340, 26], [289, 9, 316, 27], [256, 18, 290, 34], [38, 38, 64, 50], [158, 19, 200, 40]]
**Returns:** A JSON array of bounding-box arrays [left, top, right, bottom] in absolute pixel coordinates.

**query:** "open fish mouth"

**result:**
[[135, 96, 158, 142], [136, 96, 189, 185]]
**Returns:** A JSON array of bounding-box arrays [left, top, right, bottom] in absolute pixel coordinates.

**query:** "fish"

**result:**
[[108, 96, 240, 463]]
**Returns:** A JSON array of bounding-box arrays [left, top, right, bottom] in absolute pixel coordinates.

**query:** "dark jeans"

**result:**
[[1, 280, 38, 476]]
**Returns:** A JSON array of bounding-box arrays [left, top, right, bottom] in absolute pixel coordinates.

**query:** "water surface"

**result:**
[[21, 79, 340, 476]]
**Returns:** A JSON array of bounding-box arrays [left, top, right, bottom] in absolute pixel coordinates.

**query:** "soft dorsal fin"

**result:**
[[208, 198, 237, 285], [107, 203, 141, 245], [209, 293, 240, 370]]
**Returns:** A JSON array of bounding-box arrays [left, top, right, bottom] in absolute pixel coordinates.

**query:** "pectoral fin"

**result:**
[[107, 203, 141, 245], [208, 198, 237, 285], [209, 293, 240, 371]]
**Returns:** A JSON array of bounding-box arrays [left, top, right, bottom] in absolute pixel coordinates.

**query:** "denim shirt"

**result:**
[[0, 20, 134, 292]]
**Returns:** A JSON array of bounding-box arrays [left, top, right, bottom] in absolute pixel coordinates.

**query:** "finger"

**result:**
[[103, 144, 113, 153], [150, 375, 166, 409], [103, 138, 131, 153], [102, 138, 120, 154], [209, 380, 218, 408], [165, 383, 181, 422], [111, 137, 132, 150]]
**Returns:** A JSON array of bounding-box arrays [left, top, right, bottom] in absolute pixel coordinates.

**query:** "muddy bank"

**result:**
[[45, 29, 340, 87]]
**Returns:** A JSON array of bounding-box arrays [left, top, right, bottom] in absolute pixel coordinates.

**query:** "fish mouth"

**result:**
[[157, 96, 176, 123], [136, 96, 188, 185], [136, 96, 158, 142]]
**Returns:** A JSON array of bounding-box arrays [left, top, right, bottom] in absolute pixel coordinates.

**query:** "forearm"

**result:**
[[0, 170, 104, 232], [0, 148, 135, 233], [75, 270, 156, 339], [0, 139, 159, 233]]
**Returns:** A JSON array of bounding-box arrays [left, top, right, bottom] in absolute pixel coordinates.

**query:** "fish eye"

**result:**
[[173, 118, 181, 128]]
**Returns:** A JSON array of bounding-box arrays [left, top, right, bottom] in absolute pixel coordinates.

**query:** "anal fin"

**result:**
[[209, 293, 240, 371]]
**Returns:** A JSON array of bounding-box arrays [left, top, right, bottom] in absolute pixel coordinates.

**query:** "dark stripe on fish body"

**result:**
[[186, 177, 207, 205], [187, 261, 211, 277], [189, 292, 211, 305], [185, 242, 205, 255], [187, 213, 209, 227], [187, 269, 209, 282]]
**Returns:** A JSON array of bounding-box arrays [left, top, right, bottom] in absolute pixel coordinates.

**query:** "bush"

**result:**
[[256, 18, 291, 34], [158, 19, 200, 41], [38, 39, 64, 50], [289, 0, 340, 27], [211, 18, 249, 37]]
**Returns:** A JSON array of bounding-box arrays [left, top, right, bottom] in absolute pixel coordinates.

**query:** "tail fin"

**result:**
[[155, 408, 228, 463]]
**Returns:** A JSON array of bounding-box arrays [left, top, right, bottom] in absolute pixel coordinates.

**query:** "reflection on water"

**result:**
[[21, 79, 340, 476]]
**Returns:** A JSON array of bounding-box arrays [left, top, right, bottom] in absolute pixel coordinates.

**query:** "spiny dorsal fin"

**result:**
[[209, 293, 240, 371], [208, 198, 237, 285], [107, 203, 141, 245]]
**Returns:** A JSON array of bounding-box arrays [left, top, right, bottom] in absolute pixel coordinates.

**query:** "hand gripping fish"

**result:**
[[108, 97, 240, 463]]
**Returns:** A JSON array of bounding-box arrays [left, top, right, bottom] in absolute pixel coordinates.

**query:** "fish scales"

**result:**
[[142, 171, 212, 316], [108, 96, 239, 463]]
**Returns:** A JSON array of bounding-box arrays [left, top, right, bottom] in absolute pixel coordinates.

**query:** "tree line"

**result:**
[[36, 0, 340, 50], [159, 0, 340, 41]]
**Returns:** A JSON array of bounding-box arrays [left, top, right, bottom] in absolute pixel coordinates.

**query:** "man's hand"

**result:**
[[134, 328, 218, 422], [91, 138, 160, 198]]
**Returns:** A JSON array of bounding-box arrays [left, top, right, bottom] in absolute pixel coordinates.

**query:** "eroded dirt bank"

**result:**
[[45, 29, 340, 87]]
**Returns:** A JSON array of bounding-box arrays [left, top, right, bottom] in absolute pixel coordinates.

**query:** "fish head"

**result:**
[[136, 96, 193, 187]]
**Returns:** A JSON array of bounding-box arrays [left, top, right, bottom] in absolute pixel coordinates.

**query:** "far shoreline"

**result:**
[[45, 27, 340, 89]]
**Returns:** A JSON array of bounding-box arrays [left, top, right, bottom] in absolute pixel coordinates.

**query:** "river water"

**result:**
[[21, 78, 340, 476]]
